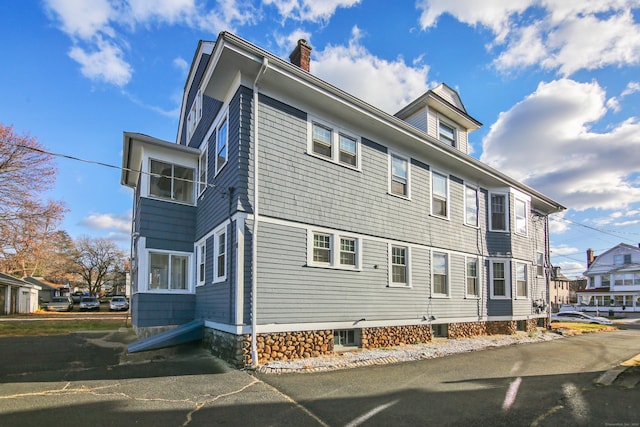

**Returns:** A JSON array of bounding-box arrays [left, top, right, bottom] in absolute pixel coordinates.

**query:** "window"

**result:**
[[149, 252, 189, 290], [466, 258, 478, 296], [431, 172, 448, 217], [340, 238, 356, 266], [313, 233, 331, 264], [391, 245, 409, 286], [309, 121, 360, 168], [308, 231, 360, 270], [334, 330, 357, 347], [601, 275, 610, 287], [390, 154, 409, 197], [186, 89, 203, 142], [198, 148, 207, 196], [216, 119, 228, 173], [490, 261, 509, 298], [312, 123, 332, 158], [339, 134, 357, 166], [536, 252, 544, 277], [197, 243, 206, 286], [516, 263, 528, 297], [490, 193, 508, 231], [614, 254, 632, 265], [515, 198, 527, 235], [438, 120, 456, 146], [432, 252, 448, 296], [465, 186, 478, 226], [149, 159, 195, 204], [214, 229, 226, 281]]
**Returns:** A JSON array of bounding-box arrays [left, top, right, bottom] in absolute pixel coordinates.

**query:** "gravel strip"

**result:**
[[255, 331, 563, 374]]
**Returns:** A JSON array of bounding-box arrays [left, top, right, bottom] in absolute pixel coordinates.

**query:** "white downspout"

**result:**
[[251, 57, 268, 367]]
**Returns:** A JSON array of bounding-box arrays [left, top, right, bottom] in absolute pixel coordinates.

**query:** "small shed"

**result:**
[[0, 273, 41, 315]]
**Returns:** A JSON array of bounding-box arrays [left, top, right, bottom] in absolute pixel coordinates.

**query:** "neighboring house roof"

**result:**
[[0, 273, 41, 290], [583, 243, 640, 276], [23, 277, 62, 291]]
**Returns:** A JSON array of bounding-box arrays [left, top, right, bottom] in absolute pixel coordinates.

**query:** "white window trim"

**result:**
[[215, 114, 229, 176], [431, 251, 450, 298], [489, 192, 509, 232], [388, 151, 411, 199], [213, 226, 227, 283], [306, 229, 362, 271], [514, 197, 528, 236], [437, 116, 458, 148], [198, 145, 208, 197], [464, 184, 479, 228], [465, 256, 480, 298], [515, 262, 529, 299], [307, 118, 361, 170], [489, 259, 511, 299], [388, 244, 411, 288], [186, 89, 203, 143], [144, 247, 193, 294], [430, 170, 450, 219], [196, 240, 206, 287]]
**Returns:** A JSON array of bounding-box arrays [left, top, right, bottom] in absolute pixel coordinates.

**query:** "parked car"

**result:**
[[109, 296, 129, 311], [71, 291, 86, 304], [79, 296, 100, 311], [551, 311, 612, 325], [44, 296, 73, 312]]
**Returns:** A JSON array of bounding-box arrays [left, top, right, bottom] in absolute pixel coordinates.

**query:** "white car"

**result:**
[[551, 311, 612, 325], [109, 296, 129, 311]]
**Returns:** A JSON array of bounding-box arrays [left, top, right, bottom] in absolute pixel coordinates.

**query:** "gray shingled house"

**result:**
[[121, 32, 565, 367]]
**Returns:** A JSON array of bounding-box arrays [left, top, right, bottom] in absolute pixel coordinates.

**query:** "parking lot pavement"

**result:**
[[0, 330, 321, 427]]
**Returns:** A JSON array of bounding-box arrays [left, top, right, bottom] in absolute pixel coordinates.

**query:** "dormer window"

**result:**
[[438, 120, 456, 147]]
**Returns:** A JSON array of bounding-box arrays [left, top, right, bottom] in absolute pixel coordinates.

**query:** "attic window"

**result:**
[[438, 120, 456, 147], [614, 254, 632, 265]]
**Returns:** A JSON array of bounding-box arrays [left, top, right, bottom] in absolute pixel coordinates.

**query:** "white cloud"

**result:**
[[274, 28, 312, 55], [172, 57, 189, 74], [68, 39, 133, 87], [549, 213, 570, 234], [416, 1, 640, 76], [264, 0, 361, 23], [481, 78, 640, 211], [621, 81, 640, 97], [43, 0, 258, 89], [44, 0, 114, 40], [313, 27, 430, 114], [554, 261, 585, 278], [80, 212, 132, 233], [550, 243, 579, 256]]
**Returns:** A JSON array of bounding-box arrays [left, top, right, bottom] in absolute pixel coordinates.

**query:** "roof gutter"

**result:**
[[250, 57, 269, 368]]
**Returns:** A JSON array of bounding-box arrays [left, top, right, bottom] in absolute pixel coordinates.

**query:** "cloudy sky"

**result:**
[[2, 0, 639, 278]]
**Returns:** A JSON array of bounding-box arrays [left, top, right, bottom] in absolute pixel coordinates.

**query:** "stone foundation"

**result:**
[[254, 330, 334, 365], [361, 325, 432, 348], [202, 318, 546, 368], [202, 329, 251, 368]]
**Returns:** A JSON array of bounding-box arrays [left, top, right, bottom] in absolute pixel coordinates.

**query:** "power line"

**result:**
[[7, 142, 216, 190]]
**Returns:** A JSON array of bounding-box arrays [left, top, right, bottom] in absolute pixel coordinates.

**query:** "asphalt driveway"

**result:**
[[0, 329, 319, 427]]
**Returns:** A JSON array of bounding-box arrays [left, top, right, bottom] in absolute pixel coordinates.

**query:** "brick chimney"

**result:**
[[289, 39, 312, 72], [586, 248, 596, 267]]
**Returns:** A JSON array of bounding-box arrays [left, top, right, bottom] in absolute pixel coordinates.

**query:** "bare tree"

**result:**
[[69, 237, 127, 296], [0, 124, 66, 275]]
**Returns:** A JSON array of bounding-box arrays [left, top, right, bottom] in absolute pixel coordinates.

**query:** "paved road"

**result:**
[[1, 325, 638, 426], [259, 327, 640, 426], [0, 329, 317, 427]]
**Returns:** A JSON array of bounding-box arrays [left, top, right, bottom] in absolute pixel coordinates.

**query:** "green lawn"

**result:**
[[0, 320, 130, 336]]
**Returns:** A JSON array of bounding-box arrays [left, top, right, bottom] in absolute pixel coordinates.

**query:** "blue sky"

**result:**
[[2, 1, 640, 278]]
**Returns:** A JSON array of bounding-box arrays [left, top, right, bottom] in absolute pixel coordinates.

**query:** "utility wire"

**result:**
[[8, 142, 216, 190]]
